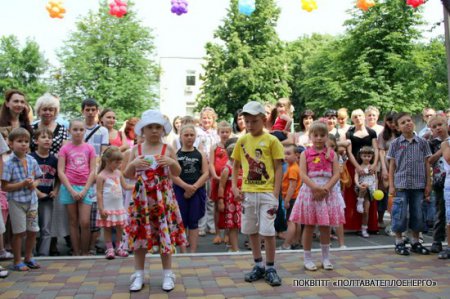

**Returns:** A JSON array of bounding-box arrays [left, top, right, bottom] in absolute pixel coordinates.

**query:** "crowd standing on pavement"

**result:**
[[0, 89, 449, 292]]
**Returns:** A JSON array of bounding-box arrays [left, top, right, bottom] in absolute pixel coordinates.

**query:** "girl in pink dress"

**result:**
[[290, 121, 345, 271]]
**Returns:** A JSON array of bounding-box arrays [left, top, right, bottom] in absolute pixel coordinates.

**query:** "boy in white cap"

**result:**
[[231, 101, 284, 286]]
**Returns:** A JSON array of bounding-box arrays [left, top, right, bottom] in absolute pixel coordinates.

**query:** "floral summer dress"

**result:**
[[127, 144, 187, 254]]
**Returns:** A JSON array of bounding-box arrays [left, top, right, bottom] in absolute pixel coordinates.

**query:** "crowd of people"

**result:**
[[0, 89, 449, 291]]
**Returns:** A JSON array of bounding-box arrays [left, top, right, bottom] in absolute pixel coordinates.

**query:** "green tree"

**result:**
[[284, 34, 335, 112], [198, 0, 291, 118], [53, 0, 159, 119], [300, 0, 445, 115], [0, 35, 48, 105]]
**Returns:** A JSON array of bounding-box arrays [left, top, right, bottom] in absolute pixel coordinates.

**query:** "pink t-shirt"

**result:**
[[59, 142, 96, 185]]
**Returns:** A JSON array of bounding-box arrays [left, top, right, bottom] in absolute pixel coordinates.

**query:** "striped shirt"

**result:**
[[387, 134, 431, 189], [2, 153, 43, 204]]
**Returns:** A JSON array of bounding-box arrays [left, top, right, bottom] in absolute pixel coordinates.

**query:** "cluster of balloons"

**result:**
[[238, 0, 256, 16], [406, 0, 425, 8], [356, 0, 375, 11], [301, 0, 318, 12], [171, 0, 188, 16], [46, 0, 66, 19], [109, 0, 128, 18]]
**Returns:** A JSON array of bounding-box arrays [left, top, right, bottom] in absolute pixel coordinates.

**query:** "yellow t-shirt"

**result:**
[[231, 133, 284, 192]]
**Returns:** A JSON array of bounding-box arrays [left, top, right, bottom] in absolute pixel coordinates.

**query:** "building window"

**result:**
[[186, 70, 196, 86]]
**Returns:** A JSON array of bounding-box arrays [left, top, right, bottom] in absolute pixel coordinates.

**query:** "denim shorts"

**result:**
[[391, 189, 424, 233], [59, 185, 94, 206], [443, 187, 450, 225]]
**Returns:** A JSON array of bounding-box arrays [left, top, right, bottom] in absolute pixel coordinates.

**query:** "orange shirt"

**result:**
[[282, 162, 301, 199]]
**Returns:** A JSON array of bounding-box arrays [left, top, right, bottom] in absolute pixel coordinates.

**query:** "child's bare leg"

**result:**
[[161, 253, 172, 270], [12, 232, 24, 265], [335, 225, 345, 247], [319, 226, 333, 268], [213, 203, 222, 242], [303, 225, 315, 269], [281, 221, 295, 248], [66, 204, 80, 255], [79, 203, 92, 255], [249, 233, 262, 259], [189, 228, 199, 253], [362, 199, 370, 226], [264, 235, 276, 263], [229, 228, 239, 251], [115, 227, 123, 248], [24, 231, 37, 261], [134, 248, 146, 270]]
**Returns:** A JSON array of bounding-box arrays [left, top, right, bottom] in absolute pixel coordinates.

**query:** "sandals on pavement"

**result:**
[[410, 242, 430, 255], [395, 242, 410, 256], [438, 249, 450, 259], [11, 262, 30, 271], [24, 259, 40, 269], [212, 236, 223, 245]]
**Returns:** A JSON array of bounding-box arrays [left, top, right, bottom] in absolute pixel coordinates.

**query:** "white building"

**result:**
[[159, 57, 205, 122]]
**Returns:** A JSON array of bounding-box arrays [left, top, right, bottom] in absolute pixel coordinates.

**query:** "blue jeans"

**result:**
[[391, 189, 424, 233], [422, 190, 436, 231]]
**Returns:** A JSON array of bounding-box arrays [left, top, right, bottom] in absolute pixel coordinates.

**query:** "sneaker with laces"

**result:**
[[162, 272, 176, 292], [264, 268, 282, 286], [244, 266, 265, 282], [129, 273, 144, 292], [361, 230, 369, 238]]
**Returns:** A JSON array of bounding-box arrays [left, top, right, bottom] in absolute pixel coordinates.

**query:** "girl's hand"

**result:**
[[132, 156, 151, 169], [369, 164, 377, 174], [99, 208, 108, 220], [232, 187, 243, 202], [184, 190, 193, 199], [69, 189, 80, 201], [49, 190, 58, 199], [156, 155, 175, 167], [388, 186, 396, 198], [357, 166, 365, 175]]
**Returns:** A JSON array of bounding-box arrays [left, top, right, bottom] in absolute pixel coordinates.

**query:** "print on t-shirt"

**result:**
[[241, 143, 269, 185]]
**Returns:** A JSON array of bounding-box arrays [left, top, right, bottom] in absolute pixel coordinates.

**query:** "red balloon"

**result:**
[[406, 0, 425, 8]]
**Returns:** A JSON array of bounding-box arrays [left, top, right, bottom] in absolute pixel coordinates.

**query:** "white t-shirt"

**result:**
[[84, 125, 109, 157]]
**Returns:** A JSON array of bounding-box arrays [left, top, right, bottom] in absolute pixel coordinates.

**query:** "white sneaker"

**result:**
[[304, 261, 317, 271], [129, 273, 144, 292], [361, 230, 369, 238], [322, 259, 334, 270], [162, 272, 176, 292], [0, 250, 13, 260]]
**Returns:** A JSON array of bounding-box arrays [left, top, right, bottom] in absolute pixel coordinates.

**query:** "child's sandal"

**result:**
[[115, 248, 129, 257], [11, 262, 30, 271], [24, 259, 40, 269], [395, 243, 410, 256], [410, 242, 430, 255]]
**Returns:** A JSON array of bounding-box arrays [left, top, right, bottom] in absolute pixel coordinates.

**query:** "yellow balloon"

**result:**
[[373, 190, 384, 201]]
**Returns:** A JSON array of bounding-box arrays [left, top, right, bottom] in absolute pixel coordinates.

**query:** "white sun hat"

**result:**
[[242, 101, 266, 115], [134, 110, 172, 136]]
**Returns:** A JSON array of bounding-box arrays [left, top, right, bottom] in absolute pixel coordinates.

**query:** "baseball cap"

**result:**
[[242, 101, 266, 116]]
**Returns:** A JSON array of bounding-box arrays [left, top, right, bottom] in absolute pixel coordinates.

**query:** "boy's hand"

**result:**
[[99, 208, 108, 220], [49, 190, 58, 199], [22, 178, 33, 188], [388, 186, 396, 198], [424, 184, 431, 201], [284, 199, 290, 210]]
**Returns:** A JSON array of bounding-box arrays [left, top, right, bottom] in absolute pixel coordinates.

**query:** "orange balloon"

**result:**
[[356, 0, 375, 11]]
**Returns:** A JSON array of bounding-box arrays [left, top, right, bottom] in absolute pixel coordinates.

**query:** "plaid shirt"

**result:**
[[2, 153, 43, 204], [387, 134, 431, 189]]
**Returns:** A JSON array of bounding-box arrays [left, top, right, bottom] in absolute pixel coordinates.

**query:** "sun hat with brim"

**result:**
[[242, 101, 266, 116], [135, 110, 172, 135]]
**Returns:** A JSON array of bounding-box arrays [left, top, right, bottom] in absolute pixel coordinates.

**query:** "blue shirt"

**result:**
[[2, 153, 43, 204]]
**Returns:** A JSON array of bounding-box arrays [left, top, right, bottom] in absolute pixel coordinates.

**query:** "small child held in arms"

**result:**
[[2, 128, 43, 271], [270, 98, 293, 142], [96, 146, 133, 259], [30, 128, 59, 257], [354, 146, 377, 238], [217, 139, 242, 252]]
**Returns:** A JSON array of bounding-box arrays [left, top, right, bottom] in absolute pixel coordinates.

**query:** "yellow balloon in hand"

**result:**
[[373, 189, 384, 201]]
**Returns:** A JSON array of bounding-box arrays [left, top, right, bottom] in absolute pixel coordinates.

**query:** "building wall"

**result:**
[[159, 57, 204, 122]]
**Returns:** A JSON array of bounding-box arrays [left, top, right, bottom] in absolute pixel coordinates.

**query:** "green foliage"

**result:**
[[295, 0, 447, 116], [0, 35, 49, 106], [198, 0, 291, 119], [53, 0, 159, 119]]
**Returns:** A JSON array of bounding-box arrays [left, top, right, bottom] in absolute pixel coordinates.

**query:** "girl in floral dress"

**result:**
[[124, 110, 187, 293], [290, 121, 345, 271]]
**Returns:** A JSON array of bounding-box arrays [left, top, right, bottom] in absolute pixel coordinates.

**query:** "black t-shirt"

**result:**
[[177, 148, 202, 185], [346, 126, 377, 158], [30, 152, 58, 201]]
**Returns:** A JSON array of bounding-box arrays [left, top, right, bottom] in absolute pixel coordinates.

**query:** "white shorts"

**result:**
[[8, 200, 39, 234], [241, 192, 278, 236]]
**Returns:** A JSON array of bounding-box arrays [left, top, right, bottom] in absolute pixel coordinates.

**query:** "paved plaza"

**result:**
[[1, 244, 449, 299]]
